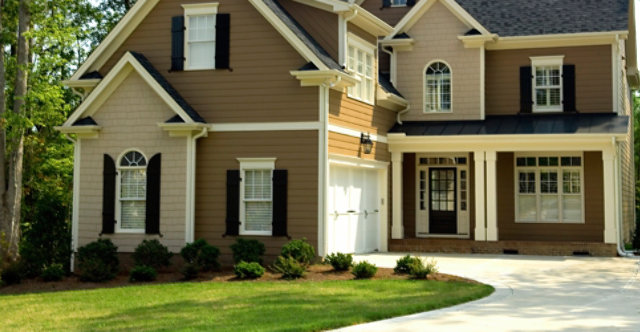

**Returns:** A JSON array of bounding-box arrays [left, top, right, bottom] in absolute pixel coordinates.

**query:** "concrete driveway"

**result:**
[[333, 253, 640, 332]]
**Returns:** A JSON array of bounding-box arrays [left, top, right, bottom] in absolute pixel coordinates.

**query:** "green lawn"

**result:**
[[0, 279, 493, 332]]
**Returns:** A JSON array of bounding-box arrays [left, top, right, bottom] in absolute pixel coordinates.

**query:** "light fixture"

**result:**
[[360, 133, 373, 155]]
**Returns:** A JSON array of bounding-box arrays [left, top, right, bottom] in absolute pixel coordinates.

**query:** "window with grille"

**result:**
[[239, 158, 276, 235], [424, 62, 451, 113], [118, 151, 147, 231], [531, 56, 564, 112], [183, 4, 218, 70], [347, 35, 375, 104]]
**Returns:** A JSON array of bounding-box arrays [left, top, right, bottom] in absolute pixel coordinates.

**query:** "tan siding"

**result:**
[[360, 0, 417, 26], [78, 71, 188, 252], [279, 0, 339, 61], [497, 152, 604, 242], [396, 1, 481, 121], [195, 131, 318, 263], [328, 132, 390, 162], [348, 22, 378, 46], [100, 0, 318, 123], [486, 45, 613, 115]]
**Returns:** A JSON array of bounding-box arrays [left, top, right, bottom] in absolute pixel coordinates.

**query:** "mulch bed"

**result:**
[[0, 264, 479, 296]]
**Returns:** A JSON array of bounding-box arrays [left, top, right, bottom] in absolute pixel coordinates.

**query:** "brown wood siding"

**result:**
[[328, 132, 390, 162], [328, 90, 396, 137], [402, 153, 416, 237], [486, 45, 613, 115], [279, 0, 339, 61], [99, 0, 318, 123], [195, 130, 318, 262], [497, 152, 604, 242], [359, 0, 418, 26], [348, 22, 378, 45]]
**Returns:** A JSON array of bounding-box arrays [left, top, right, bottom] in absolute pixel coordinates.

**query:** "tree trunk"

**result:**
[[5, 0, 30, 260], [0, 0, 7, 263]]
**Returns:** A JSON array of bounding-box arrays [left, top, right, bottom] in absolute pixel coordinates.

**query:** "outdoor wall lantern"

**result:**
[[360, 133, 373, 154]]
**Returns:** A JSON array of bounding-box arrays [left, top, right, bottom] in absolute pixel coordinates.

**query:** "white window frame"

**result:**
[[238, 158, 276, 236], [116, 149, 148, 234], [391, 0, 407, 6], [514, 152, 584, 224], [347, 33, 376, 105], [423, 60, 453, 113], [182, 3, 219, 71], [531, 55, 564, 113]]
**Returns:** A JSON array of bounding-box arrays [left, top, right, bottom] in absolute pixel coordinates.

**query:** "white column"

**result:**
[[391, 151, 404, 239], [603, 148, 617, 244], [70, 138, 81, 272], [485, 151, 498, 241], [474, 151, 486, 241]]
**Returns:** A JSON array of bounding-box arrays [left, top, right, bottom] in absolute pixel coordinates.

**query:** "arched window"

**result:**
[[424, 62, 451, 112], [118, 150, 147, 231]]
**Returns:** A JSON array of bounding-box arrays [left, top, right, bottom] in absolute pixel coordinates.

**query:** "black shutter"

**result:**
[[520, 66, 533, 113], [382, 0, 391, 8], [215, 14, 230, 69], [407, 0, 416, 6], [102, 155, 116, 235], [272, 170, 288, 237], [225, 170, 240, 236], [563, 65, 576, 112], [145, 154, 161, 234], [171, 16, 185, 71]]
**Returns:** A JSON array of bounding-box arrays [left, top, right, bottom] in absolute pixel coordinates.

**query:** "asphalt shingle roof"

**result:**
[[455, 0, 629, 36]]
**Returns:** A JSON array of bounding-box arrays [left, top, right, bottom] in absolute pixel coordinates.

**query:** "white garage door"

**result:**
[[328, 165, 380, 254]]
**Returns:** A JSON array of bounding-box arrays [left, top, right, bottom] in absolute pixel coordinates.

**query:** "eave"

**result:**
[[376, 85, 408, 111], [54, 125, 102, 138], [289, 69, 358, 90], [458, 34, 498, 48], [292, 0, 393, 36], [158, 122, 208, 137], [379, 38, 414, 51], [486, 31, 628, 50]]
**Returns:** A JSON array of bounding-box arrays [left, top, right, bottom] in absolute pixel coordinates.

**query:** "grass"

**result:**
[[0, 279, 493, 332]]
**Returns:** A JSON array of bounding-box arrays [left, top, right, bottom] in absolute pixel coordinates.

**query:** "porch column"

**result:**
[[474, 151, 486, 241], [602, 148, 617, 244], [485, 151, 498, 241], [391, 151, 404, 239]]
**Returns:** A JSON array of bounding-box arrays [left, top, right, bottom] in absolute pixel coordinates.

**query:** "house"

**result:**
[[57, 0, 637, 266]]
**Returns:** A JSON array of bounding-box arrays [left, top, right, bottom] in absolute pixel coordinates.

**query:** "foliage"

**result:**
[[272, 255, 305, 280], [233, 261, 265, 279], [1, 263, 23, 285], [394, 255, 422, 274], [230, 238, 265, 264], [281, 238, 315, 266], [76, 239, 119, 282], [129, 265, 157, 282], [41, 263, 65, 282], [181, 263, 199, 280], [351, 261, 377, 279], [132, 239, 172, 270], [324, 253, 353, 271], [180, 239, 220, 271], [408, 258, 439, 279]]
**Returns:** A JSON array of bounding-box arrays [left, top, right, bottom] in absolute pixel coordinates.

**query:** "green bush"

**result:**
[[180, 239, 220, 271], [234, 261, 265, 279], [394, 255, 421, 274], [133, 239, 173, 270], [281, 238, 315, 266], [129, 265, 158, 282], [181, 263, 199, 280], [409, 258, 439, 279], [230, 238, 265, 264], [1, 263, 23, 285], [76, 239, 119, 282], [351, 261, 377, 279], [41, 263, 65, 282], [324, 253, 353, 271], [272, 256, 305, 279]]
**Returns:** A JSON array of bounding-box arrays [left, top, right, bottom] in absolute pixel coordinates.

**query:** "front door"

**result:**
[[429, 168, 457, 234]]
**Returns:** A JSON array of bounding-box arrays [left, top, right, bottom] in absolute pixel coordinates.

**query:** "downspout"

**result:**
[[188, 126, 208, 243], [64, 133, 80, 271], [396, 105, 410, 125], [615, 139, 635, 257], [381, 46, 396, 85]]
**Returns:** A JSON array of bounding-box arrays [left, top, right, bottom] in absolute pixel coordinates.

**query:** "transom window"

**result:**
[[424, 62, 451, 113], [183, 3, 219, 70], [531, 56, 564, 112], [239, 158, 276, 235], [515, 154, 583, 223], [347, 34, 375, 104], [118, 151, 147, 232]]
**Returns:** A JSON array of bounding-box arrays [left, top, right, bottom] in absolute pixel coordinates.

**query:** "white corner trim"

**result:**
[[69, 136, 81, 272], [328, 124, 387, 143], [209, 121, 321, 132]]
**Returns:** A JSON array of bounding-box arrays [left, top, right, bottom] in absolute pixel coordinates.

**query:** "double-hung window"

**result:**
[[515, 154, 583, 223], [531, 56, 564, 112], [347, 34, 375, 104], [118, 151, 147, 232], [239, 158, 276, 235], [183, 3, 219, 70]]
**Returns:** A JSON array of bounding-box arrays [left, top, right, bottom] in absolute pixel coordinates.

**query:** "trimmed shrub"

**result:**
[[181, 263, 199, 280], [129, 265, 158, 282], [76, 239, 119, 282], [133, 239, 172, 270], [324, 253, 353, 271], [1, 263, 23, 285], [272, 256, 305, 280], [394, 255, 421, 274], [281, 238, 315, 266], [41, 263, 65, 282], [351, 261, 377, 279], [409, 258, 438, 279], [234, 261, 265, 279], [230, 238, 265, 264], [180, 239, 220, 271]]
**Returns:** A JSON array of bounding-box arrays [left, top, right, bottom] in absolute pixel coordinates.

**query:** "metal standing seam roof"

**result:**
[[389, 113, 629, 136]]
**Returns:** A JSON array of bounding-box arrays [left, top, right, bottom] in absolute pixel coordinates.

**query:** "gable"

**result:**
[[279, 0, 339, 61]]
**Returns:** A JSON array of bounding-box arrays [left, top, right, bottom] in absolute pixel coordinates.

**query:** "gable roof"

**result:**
[[62, 51, 205, 128], [455, 0, 629, 37]]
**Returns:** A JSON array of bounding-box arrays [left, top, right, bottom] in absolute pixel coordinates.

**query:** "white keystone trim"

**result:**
[[328, 124, 387, 143]]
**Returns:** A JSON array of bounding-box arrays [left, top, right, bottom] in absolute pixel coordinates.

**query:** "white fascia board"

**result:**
[[292, 0, 392, 35], [290, 69, 359, 89], [62, 79, 101, 89], [487, 31, 628, 50], [54, 125, 102, 135], [328, 123, 387, 143], [70, 0, 159, 81], [376, 86, 409, 110], [291, 0, 350, 12]]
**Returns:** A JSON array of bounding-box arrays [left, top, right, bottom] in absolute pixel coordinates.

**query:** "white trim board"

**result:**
[[328, 124, 387, 143], [209, 122, 320, 132]]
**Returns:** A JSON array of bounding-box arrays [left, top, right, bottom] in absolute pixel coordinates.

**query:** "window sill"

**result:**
[[184, 67, 216, 72], [115, 229, 146, 234], [532, 108, 563, 113], [514, 220, 584, 224], [423, 109, 453, 114], [239, 231, 273, 236]]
